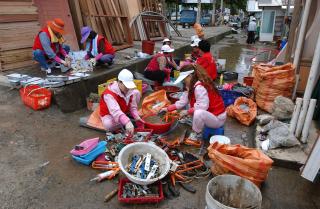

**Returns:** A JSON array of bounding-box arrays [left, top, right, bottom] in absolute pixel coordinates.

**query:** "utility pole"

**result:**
[[176, 0, 179, 27], [197, 0, 201, 23], [211, 0, 216, 26], [220, 0, 223, 25]]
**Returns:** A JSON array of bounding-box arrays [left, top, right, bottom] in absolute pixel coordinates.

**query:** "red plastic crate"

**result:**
[[118, 178, 164, 204], [123, 128, 153, 144]]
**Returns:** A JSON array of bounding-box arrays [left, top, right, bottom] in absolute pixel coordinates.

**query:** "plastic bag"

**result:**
[[252, 63, 295, 113], [140, 90, 171, 116], [207, 142, 273, 186], [227, 97, 257, 126], [86, 106, 106, 130], [260, 120, 300, 149]]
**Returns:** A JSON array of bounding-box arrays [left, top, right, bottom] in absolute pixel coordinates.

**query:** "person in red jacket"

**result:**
[[196, 40, 217, 80], [80, 26, 115, 66], [32, 18, 71, 74], [161, 64, 226, 147], [99, 69, 143, 134]]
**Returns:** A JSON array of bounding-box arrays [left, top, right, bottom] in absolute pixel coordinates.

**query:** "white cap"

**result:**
[[118, 69, 136, 89], [252, 17, 256, 21], [161, 45, 174, 53], [174, 70, 194, 84], [162, 38, 171, 43], [191, 38, 201, 47]]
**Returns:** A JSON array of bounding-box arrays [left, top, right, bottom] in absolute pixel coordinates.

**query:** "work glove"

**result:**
[[89, 58, 97, 66], [179, 110, 188, 118], [61, 60, 70, 68], [125, 122, 134, 135], [65, 54, 73, 61]]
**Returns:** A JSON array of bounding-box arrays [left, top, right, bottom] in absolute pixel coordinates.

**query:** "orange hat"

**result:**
[[47, 18, 65, 34]]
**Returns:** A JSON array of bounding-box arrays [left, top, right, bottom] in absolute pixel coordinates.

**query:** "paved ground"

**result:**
[[1, 30, 319, 209]]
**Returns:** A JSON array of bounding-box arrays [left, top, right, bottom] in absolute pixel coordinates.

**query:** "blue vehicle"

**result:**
[[200, 14, 211, 26], [180, 10, 197, 28]]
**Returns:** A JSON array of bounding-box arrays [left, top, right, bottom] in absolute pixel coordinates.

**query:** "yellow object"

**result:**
[[48, 26, 64, 44], [98, 78, 142, 96], [173, 70, 180, 79], [219, 74, 224, 86], [184, 54, 191, 60]]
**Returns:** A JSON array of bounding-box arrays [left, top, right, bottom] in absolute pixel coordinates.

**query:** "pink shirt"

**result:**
[[103, 82, 140, 126]]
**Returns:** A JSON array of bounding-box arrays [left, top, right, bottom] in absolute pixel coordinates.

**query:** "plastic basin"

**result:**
[[142, 114, 174, 134], [118, 142, 171, 185]]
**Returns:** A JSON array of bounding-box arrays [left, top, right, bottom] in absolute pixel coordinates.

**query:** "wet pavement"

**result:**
[[0, 30, 320, 209]]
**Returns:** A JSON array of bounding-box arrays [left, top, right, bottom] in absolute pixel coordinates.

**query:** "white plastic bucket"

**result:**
[[206, 175, 262, 209], [118, 142, 171, 185], [209, 135, 231, 145]]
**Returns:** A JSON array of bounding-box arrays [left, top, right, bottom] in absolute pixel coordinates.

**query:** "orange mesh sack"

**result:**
[[227, 97, 257, 126], [140, 90, 171, 116], [252, 63, 295, 113], [208, 142, 273, 186]]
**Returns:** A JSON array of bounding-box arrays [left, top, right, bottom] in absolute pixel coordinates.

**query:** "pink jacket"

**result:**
[[103, 82, 141, 126], [167, 81, 209, 114]]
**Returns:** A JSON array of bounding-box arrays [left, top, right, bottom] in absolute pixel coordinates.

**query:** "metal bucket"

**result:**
[[206, 175, 262, 209]]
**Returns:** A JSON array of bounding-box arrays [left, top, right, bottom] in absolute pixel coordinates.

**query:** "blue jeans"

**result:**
[[32, 45, 70, 70], [99, 54, 115, 65]]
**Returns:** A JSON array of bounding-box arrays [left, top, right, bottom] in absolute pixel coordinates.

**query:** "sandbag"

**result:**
[[252, 63, 295, 113], [271, 96, 294, 120], [227, 97, 257, 126], [207, 142, 273, 186], [140, 90, 171, 116]]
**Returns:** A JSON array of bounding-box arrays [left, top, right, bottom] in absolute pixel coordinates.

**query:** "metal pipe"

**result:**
[[295, 32, 320, 138], [290, 97, 302, 133], [301, 99, 317, 143]]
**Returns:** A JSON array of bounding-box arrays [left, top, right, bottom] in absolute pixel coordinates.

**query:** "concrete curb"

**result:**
[[53, 29, 232, 113]]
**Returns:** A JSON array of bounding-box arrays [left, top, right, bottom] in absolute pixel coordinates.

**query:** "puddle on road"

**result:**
[[212, 42, 277, 72]]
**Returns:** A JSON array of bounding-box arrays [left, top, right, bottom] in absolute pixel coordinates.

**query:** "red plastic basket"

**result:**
[[118, 178, 164, 204], [19, 85, 52, 110], [123, 128, 153, 144], [142, 114, 174, 134]]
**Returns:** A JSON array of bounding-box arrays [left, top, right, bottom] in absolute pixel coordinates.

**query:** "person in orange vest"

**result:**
[[161, 64, 226, 147], [99, 69, 143, 134], [144, 45, 179, 85], [32, 18, 71, 74], [80, 26, 115, 66], [196, 40, 217, 80]]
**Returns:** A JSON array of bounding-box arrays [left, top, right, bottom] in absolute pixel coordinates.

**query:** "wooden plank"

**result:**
[[0, 48, 33, 64], [0, 2, 32, 6], [94, 0, 112, 42], [0, 14, 38, 23], [0, 21, 39, 29], [0, 60, 36, 71], [86, 0, 101, 32], [101, 0, 122, 44], [301, 137, 320, 182], [0, 5, 38, 15]]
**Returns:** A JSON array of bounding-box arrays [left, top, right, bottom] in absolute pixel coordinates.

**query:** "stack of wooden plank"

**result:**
[[141, 0, 162, 13], [68, 0, 133, 51], [0, 1, 40, 71]]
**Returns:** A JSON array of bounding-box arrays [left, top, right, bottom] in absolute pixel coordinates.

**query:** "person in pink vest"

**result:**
[[99, 69, 142, 134], [80, 26, 115, 66], [144, 45, 179, 85], [161, 64, 226, 147]]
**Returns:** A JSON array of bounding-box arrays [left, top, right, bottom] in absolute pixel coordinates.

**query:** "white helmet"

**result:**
[[118, 69, 136, 89]]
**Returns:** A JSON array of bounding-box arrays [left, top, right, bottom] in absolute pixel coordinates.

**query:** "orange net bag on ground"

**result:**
[[252, 63, 295, 113], [208, 142, 273, 187], [227, 97, 257, 126], [140, 90, 171, 116]]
